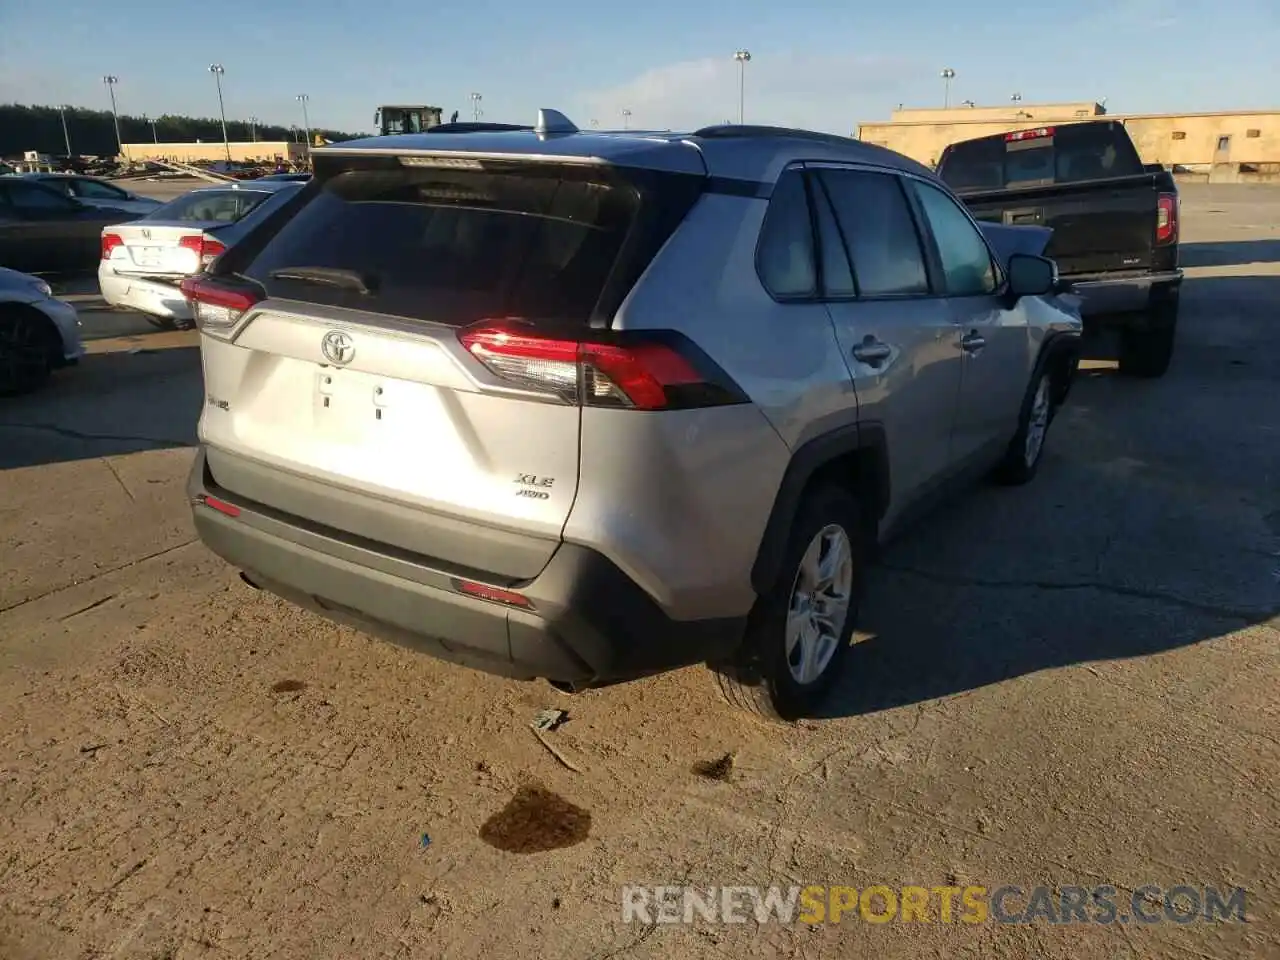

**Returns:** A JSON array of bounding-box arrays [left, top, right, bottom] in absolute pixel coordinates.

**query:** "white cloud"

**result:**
[[575, 51, 922, 136]]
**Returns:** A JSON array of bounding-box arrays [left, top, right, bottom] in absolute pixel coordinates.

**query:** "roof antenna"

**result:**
[[535, 109, 579, 137]]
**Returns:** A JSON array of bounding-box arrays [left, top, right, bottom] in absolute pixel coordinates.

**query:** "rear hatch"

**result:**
[[937, 122, 1159, 276], [101, 188, 275, 280], [194, 149, 706, 579]]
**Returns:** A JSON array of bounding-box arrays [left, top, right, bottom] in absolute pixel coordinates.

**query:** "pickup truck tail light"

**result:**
[[1156, 193, 1179, 245]]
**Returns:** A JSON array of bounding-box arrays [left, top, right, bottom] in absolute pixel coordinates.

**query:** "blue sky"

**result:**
[[1, 0, 1277, 136]]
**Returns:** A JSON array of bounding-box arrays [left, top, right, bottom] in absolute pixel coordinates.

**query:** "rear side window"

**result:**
[[756, 170, 816, 299], [239, 163, 645, 325], [938, 123, 1143, 191], [818, 170, 929, 297], [146, 190, 271, 223], [73, 179, 129, 200]]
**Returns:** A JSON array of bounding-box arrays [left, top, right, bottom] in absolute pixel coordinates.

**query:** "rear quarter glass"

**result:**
[[230, 159, 705, 328]]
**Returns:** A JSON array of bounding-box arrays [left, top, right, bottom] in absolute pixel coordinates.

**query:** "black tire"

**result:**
[[994, 365, 1056, 486], [1118, 294, 1178, 378], [1117, 323, 1175, 378], [714, 486, 866, 721], [0, 305, 57, 397]]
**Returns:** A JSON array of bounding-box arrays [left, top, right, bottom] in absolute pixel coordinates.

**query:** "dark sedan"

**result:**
[[0, 177, 132, 273]]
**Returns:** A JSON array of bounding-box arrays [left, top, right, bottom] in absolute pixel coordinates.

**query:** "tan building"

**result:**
[[857, 102, 1280, 171], [119, 141, 309, 164]]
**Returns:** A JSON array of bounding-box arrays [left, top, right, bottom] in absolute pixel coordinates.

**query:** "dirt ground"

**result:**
[[1, 184, 1278, 959]]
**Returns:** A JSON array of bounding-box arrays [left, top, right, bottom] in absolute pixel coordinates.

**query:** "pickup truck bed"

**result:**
[[937, 121, 1181, 377]]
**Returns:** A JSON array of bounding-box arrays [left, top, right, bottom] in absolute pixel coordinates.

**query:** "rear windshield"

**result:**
[[145, 189, 272, 223], [937, 123, 1143, 192], [239, 163, 643, 326]]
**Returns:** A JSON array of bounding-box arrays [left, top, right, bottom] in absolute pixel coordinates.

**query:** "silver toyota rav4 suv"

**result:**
[[184, 110, 1082, 719]]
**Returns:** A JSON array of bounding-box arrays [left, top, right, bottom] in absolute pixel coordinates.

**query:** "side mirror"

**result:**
[[1007, 253, 1057, 298]]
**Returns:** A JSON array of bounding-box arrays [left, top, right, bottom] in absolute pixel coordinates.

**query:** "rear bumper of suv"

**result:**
[[188, 447, 746, 686]]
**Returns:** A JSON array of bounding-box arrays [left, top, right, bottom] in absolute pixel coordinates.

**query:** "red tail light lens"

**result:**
[[457, 321, 746, 411], [1156, 193, 1178, 245], [179, 234, 229, 267], [180, 275, 263, 337], [101, 232, 123, 260]]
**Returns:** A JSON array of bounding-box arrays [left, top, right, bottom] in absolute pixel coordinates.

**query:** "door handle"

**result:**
[[852, 337, 892, 364], [960, 331, 986, 353]]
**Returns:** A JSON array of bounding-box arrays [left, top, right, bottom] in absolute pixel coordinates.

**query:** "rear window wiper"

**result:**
[[269, 266, 375, 294]]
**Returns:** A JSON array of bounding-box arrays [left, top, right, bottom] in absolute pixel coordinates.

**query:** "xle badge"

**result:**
[[514, 473, 554, 500]]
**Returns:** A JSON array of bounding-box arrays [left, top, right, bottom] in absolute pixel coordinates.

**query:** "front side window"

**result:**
[[756, 170, 816, 299], [910, 180, 998, 296]]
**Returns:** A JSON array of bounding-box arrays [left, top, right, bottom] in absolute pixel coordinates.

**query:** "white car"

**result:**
[[98, 181, 304, 328], [10, 173, 164, 217], [0, 267, 83, 395]]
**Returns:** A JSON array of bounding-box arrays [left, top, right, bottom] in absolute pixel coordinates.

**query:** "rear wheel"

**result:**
[[714, 486, 865, 721], [0, 305, 57, 396], [1118, 323, 1175, 378], [1118, 294, 1178, 378]]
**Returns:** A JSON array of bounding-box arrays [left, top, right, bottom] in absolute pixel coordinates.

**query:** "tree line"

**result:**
[[1, 103, 367, 158]]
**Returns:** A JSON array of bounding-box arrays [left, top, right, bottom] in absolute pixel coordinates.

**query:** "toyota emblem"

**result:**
[[321, 330, 355, 365]]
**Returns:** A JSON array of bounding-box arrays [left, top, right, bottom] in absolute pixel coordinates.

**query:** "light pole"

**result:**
[[58, 106, 72, 156], [296, 94, 312, 163], [621, 108, 631, 130], [1011, 92, 1022, 104], [209, 64, 231, 161], [940, 67, 956, 108], [470, 92, 482, 122], [102, 76, 124, 160], [143, 113, 159, 144], [733, 49, 752, 124], [249, 116, 259, 142]]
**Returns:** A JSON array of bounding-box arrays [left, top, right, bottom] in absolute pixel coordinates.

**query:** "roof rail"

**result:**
[[693, 124, 859, 148], [426, 122, 534, 134]]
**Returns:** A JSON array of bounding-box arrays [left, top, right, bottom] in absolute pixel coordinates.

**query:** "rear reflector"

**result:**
[[452, 579, 533, 609], [179, 234, 229, 267], [180, 275, 264, 337], [1005, 126, 1055, 142], [1156, 192, 1179, 245], [194, 494, 241, 518], [101, 232, 123, 260], [458, 320, 746, 411]]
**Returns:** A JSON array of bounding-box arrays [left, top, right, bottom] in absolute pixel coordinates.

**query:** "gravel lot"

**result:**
[[1, 184, 1277, 960]]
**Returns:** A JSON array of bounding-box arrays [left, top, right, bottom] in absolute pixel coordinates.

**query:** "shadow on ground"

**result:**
[[1179, 238, 1280, 268], [0, 345, 201, 470]]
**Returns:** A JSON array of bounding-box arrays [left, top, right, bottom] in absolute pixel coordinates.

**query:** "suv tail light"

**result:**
[[101, 232, 123, 259], [179, 234, 229, 267], [180, 275, 263, 337], [458, 321, 747, 411], [1156, 193, 1178, 245]]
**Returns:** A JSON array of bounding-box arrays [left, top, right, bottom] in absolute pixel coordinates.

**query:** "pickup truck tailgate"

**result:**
[[959, 176, 1159, 276]]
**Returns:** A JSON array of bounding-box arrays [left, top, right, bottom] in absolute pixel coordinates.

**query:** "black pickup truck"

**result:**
[[936, 120, 1181, 377]]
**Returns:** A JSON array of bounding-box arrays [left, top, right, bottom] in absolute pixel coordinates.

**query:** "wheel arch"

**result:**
[[750, 421, 889, 596], [1037, 329, 1082, 407]]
